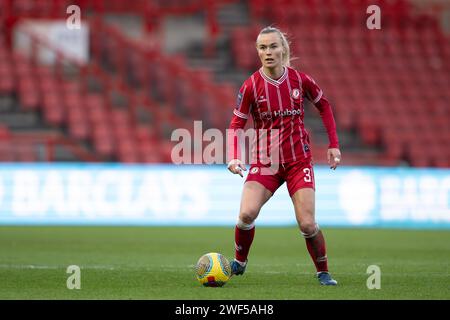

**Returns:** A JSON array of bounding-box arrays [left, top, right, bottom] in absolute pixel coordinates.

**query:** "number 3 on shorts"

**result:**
[[303, 168, 312, 182]]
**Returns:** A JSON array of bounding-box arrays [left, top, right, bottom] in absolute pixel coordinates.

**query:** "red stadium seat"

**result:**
[[0, 125, 11, 140], [0, 141, 15, 161], [0, 62, 14, 93], [68, 116, 90, 140], [16, 145, 37, 162], [93, 133, 114, 158], [117, 137, 139, 163], [18, 77, 40, 110], [138, 140, 164, 163], [42, 92, 65, 126]]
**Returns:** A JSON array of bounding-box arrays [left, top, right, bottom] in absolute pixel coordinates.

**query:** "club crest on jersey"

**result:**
[[260, 111, 272, 120], [292, 89, 300, 99], [250, 167, 260, 174]]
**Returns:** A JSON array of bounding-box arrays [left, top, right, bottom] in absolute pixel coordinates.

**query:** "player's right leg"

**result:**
[[231, 180, 274, 276]]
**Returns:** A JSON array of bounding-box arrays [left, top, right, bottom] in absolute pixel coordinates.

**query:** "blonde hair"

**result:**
[[257, 26, 291, 67]]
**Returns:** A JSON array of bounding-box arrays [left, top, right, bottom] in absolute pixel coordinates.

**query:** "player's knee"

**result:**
[[236, 217, 255, 230], [239, 209, 258, 225], [300, 222, 318, 237]]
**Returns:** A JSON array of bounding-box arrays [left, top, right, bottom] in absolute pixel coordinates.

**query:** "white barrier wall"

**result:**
[[14, 19, 89, 65], [0, 164, 449, 228]]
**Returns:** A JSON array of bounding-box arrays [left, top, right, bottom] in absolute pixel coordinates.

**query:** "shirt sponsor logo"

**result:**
[[273, 109, 302, 117]]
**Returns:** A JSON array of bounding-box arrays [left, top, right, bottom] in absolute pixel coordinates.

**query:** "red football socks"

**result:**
[[234, 224, 255, 263], [305, 229, 328, 272]]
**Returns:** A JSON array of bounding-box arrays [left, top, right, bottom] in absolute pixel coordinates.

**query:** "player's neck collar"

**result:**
[[259, 66, 288, 86]]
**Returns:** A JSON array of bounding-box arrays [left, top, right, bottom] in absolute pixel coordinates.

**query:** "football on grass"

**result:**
[[195, 252, 231, 287]]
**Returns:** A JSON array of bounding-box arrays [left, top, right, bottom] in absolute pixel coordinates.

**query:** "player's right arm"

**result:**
[[227, 81, 253, 177]]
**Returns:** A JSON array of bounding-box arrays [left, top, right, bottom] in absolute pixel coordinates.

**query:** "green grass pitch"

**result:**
[[0, 226, 449, 300]]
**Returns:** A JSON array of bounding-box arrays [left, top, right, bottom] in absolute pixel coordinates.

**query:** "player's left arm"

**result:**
[[301, 73, 341, 170]]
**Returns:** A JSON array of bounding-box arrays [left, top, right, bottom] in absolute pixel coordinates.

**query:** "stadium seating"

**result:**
[[0, 0, 448, 167], [231, 0, 450, 167]]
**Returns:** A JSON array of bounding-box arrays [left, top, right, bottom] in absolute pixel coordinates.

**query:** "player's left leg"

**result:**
[[287, 163, 337, 286]]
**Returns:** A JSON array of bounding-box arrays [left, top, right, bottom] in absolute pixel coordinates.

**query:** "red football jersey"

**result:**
[[228, 66, 339, 164]]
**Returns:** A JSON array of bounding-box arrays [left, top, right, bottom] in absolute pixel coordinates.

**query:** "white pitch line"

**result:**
[[0, 264, 116, 270]]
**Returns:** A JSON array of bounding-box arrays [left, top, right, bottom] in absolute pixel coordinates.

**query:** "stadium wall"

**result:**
[[0, 164, 449, 229]]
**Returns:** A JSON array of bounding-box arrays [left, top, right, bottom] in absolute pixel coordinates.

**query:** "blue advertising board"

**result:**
[[0, 164, 449, 228]]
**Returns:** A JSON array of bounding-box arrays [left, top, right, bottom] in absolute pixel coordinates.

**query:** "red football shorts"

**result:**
[[245, 159, 315, 197]]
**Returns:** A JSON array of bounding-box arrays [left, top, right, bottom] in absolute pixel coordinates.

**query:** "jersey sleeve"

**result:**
[[301, 73, 339, 149], [227, 81, 254, 162], [233, 81, 253, 120], [301, 72, 323, 104]]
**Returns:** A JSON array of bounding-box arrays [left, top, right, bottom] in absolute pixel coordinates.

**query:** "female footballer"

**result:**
[[227, 26, 341, 285]]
